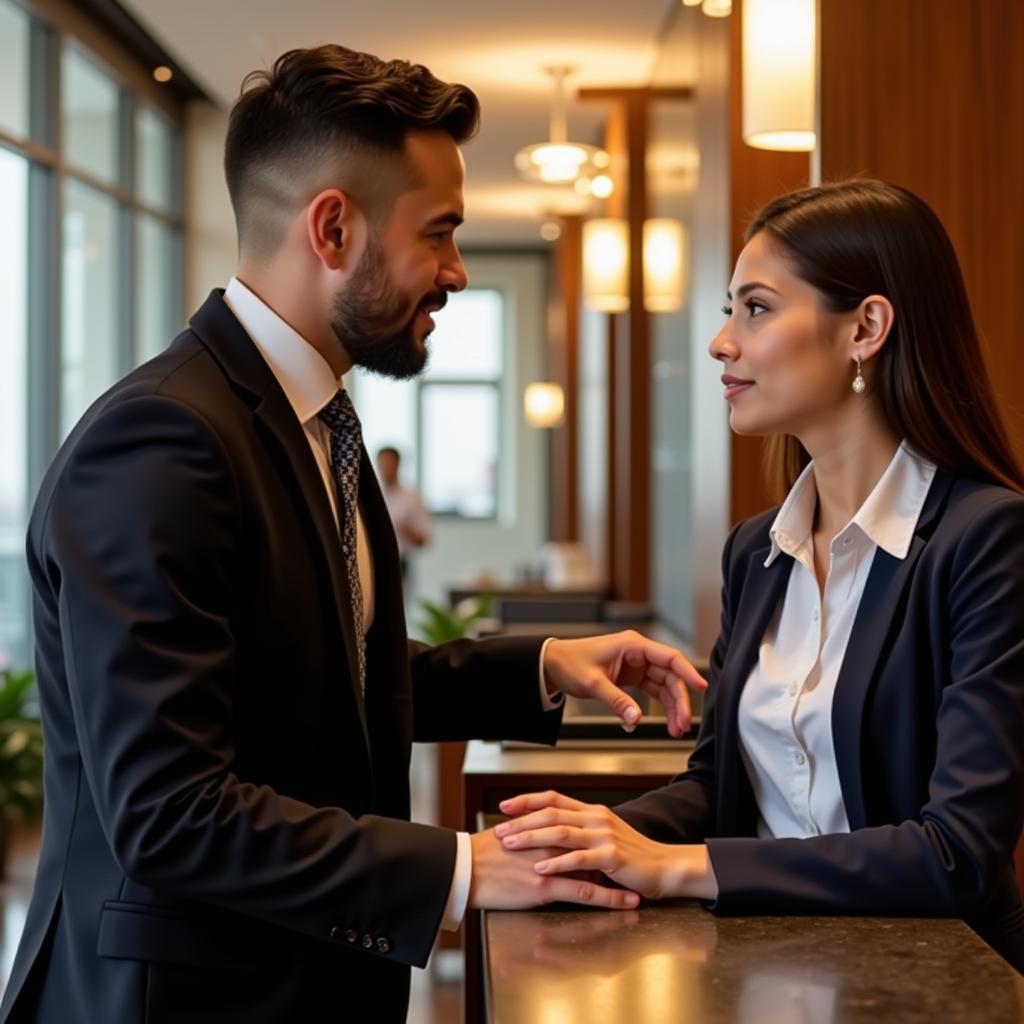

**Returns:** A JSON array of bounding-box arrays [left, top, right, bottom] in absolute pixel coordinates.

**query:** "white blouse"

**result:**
[[737, 442, 937, 839]]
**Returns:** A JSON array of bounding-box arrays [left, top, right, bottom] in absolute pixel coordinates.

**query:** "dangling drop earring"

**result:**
[[852, 353, 866, 394]]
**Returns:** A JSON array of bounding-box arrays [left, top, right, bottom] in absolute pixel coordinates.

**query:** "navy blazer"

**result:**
[[617, 472, 1024, 971], [1, 291, 562, 1024]]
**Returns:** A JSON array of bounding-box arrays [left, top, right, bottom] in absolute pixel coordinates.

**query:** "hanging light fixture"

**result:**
[[643, 219, 686, 312], [515, 67, 608, 186], [743, 0, 816, 151], [702, 0, 733, 16], [582, 219, 629, 312]]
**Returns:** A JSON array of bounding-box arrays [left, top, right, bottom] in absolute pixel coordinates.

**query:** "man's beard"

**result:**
[[330, 238, 445, 380]]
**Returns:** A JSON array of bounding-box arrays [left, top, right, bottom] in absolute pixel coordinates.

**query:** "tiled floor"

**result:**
[[0, 743, 462, 1022]]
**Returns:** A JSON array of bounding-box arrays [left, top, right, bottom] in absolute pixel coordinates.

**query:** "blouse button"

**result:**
[[794, 751, 806, 766], [789, 682, 798, 696]]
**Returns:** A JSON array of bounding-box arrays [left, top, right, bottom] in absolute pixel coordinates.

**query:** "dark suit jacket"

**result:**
[[0, 291, 563, 1023], [616, 472, 1024, 972]]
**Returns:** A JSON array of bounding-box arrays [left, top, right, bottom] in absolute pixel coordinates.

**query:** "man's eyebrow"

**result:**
[[426, 212, 464, 229], [725, 281, 781, 300]]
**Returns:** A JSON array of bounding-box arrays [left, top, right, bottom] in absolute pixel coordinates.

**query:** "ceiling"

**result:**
[[120, 0, 680, 243]]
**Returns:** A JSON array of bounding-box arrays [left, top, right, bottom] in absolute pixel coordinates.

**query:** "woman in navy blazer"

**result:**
[[495, 180, 1024, 971]]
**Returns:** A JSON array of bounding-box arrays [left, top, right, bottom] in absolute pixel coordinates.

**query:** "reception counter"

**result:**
[[462, 740, 1024, 1022], [483, 903, 1024, 1023]]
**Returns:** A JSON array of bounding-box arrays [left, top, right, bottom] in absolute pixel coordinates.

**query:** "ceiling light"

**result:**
[[540, 221, 562, 241], [515, 67, 608, 186], [591, 175, 614, 199], [153, 65, 173, 83], [702, 0, 733, 15]]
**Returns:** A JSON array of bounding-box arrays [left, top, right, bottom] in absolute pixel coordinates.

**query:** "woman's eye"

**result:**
[[746, 298, 768, 316]]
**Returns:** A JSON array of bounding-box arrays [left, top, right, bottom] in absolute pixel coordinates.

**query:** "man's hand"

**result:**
[[468, 828, 640, 911], [542, 630, 707, 736]]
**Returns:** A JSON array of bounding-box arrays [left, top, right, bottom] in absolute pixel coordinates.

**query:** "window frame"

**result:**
[[0, 0, 187, 668]]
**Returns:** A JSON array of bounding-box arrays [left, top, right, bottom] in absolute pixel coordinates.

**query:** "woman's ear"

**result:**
[[305, 188, 366, 273], [851, 294, 895, 364]]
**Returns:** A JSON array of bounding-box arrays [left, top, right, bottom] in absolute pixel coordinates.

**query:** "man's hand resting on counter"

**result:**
[[468, 828, 641, 911], [541, 630, 706, 737]]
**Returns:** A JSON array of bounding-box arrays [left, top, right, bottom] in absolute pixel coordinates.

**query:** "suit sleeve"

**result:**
[[42, 394, 454, 968], [613, 522, 745, 842], [705, 495, 1024, 917], [408, 635, 563, 744]]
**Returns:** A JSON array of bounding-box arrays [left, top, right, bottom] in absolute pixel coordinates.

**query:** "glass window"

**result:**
[[136, 104, 176, 214], [62, 180, 120, 434], [136, 213, 179, 363], [0, 148, 29, 668], [422, 289, 503, 381], [0, 0, 31, 140], [421, 384, 498, 518], [62, 44, 120, 186], [353, 373, 419, 484]]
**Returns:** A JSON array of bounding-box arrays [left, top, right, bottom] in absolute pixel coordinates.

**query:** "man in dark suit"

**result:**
[[0, 45, 703, 1023]]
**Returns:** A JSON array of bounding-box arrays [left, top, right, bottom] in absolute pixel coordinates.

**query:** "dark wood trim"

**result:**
[[550, 214, 581, 542], [579, 86, 696, 101]]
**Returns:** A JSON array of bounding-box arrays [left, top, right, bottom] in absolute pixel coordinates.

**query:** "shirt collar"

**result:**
[[223, 276, 342, 425], [764, 441, 937, 567]]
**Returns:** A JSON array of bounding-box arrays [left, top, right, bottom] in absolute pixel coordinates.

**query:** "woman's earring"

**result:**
[[852, 354, 866, 394]]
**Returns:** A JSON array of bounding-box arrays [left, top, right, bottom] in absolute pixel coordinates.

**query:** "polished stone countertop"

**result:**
[[484, 902, 1024, 1023]]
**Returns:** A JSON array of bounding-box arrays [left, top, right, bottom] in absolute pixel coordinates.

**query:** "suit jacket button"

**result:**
[[329, 926, 340, 940], [362, 934, 373, 949], [346, 929, 358, 944], [377, 937, 391, 954]]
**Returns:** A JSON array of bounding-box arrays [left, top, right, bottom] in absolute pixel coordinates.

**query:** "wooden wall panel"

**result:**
[[728, 0, 810, 525], [819, 0, 1024, 463]]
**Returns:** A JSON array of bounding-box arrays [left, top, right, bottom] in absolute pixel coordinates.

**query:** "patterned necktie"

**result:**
[[318, 388, 366, 696]]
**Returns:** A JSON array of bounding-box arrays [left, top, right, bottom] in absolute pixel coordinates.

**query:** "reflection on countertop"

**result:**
[[485, 903, 1024, 1024]]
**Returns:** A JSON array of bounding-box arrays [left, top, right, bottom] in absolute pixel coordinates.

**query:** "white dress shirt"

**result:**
[[738, 442, 937, 839], [223, 278, 558, 931], [382, 483, 432, 559]]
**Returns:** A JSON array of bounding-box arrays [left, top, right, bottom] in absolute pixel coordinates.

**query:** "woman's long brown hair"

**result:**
[[746, 180, 1024, 499]]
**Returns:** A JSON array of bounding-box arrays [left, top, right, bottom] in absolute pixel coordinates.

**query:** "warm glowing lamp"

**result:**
[[582, 219, 629, 312], [643, 219, 686, 312], [742, 0, 816, 151], [702, 0, 732, 16], [524, 382, 565, 428]]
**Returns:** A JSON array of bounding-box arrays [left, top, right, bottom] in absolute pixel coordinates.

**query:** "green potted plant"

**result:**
[[0, 667, 44, 878], [415, 593, 494, 645]]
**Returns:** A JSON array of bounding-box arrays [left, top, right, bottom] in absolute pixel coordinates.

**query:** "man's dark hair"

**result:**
[[224, 45, 480, 258]]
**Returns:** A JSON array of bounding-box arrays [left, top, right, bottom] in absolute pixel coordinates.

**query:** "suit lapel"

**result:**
[[189, 291, 370, 751], [716, 546, 794, 832], [831, 471, 955, 829]]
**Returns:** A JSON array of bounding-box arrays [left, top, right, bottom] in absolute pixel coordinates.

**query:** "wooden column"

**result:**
[[818, 0, 1024, 465], [550, 214, 581, 542]]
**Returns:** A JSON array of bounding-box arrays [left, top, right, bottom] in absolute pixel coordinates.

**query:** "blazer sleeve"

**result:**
[[613, 522, 745, 842], [408, 635, 563, 744], [705, 493, 1024, 917], [39, 394, 455, 968]]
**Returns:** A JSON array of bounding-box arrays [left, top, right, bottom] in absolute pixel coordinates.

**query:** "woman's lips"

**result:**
[[721, 375, 755, 400]]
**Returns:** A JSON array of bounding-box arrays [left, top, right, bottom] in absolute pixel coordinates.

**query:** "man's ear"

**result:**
[[850, 294, 895, 365], [306, 188, 366, 272]]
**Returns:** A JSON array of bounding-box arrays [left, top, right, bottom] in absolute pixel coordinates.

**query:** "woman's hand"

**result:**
[[496, 791, 719, 902]]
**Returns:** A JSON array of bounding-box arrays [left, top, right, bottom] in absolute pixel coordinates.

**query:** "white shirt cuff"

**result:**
[[440, 831, 472, 931], [538, 636, 564, 711]]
